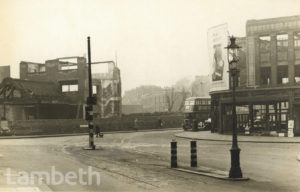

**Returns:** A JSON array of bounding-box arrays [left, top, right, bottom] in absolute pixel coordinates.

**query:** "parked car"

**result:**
[[197, 118, 211, 131]]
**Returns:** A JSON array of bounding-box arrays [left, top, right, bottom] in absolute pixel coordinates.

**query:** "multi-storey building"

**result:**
[[210, 15, 300, 135], [0, 56, 121, 120]]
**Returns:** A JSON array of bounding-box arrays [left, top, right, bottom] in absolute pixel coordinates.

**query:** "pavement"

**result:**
[[175, 130, 300, 143]]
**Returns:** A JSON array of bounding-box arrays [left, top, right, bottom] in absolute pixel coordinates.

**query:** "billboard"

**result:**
[[207, 24, 229, 92]]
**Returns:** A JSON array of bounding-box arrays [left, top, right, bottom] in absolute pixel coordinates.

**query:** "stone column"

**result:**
[[270, 34, 278, 86], [288, 32, 295, 85]]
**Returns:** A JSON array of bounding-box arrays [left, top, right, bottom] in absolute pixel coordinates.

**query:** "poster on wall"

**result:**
[[207, 23, 229, 92]]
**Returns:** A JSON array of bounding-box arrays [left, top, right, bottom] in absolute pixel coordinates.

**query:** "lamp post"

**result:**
[[225, 35, 243, 178]]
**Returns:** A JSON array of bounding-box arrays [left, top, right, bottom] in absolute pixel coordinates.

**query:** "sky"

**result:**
[[1, 0, 300, 92]]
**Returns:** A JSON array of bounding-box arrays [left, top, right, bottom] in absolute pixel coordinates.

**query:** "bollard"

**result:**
[[171, 141, 177, 168], [190, 140, 197, 167]]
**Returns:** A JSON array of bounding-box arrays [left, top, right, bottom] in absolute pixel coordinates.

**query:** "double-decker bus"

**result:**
[[183, 97, 211, 131]]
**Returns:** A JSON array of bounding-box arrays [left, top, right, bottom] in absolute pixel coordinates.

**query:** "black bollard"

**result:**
[[171, 141, 177, 168], [191, 140, 197, 167]]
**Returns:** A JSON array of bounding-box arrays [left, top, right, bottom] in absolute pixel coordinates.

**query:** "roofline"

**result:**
[[3, 77, 55, 85], [20, 61, 44, 65], [247, 15, 300, 25], [186, 96, 210, 100]]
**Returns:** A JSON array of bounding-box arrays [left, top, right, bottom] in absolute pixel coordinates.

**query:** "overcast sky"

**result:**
[[1, 0, 300, 92]]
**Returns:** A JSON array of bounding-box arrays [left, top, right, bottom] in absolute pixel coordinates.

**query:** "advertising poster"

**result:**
[[208, 23, 229, 92]]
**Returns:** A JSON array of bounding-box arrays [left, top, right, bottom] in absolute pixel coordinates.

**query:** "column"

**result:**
[[270, 34, 278, 86], [288, 32, 295, 85], [254, 36, 260, 86]]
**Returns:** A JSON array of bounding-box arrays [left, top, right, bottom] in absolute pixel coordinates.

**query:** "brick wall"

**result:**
[[11, 114, 184, 135]]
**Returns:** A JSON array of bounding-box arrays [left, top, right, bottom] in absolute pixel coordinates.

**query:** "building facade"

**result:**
[[210, 15, 300, 136]]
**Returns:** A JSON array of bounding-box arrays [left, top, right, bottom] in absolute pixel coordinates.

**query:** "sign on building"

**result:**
[[207, 23, 229, 92]]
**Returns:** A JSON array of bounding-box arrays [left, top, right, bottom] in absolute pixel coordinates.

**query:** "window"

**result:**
[[60, 80, 79, 92], [28, 63, 45, 73], [295, 65, 300, 83], [294, 32, 300, 48], [93, 85, 97, 94], [260, 67, 271, 85], [259, 36, 271, 52], [62, 84, 78, 92], [58, 58, 78, 71], [277, 66, 289, 84], [59, 64, 78, 70], [277, 34, 288, 50]]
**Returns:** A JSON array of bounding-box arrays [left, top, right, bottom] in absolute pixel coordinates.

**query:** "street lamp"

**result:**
[[225, 35, 243, 178]]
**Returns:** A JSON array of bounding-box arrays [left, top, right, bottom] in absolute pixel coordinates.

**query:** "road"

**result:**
[[0, 130, 299, 191]]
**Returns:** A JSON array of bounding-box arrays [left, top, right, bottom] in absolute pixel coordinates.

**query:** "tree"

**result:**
[[165, 87, 176, 112], [178, 87, 189, 112]]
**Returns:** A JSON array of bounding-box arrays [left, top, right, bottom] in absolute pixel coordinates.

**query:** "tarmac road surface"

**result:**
[[0, 130, 299, 192]]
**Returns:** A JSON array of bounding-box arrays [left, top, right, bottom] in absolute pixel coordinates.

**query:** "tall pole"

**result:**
[[87, 36, 95, 150], [229, 68, 242, 178], [2, 87, 6, 120]]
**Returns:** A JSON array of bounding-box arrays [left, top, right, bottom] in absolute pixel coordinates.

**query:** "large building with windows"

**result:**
[[210, 15, 300, 136], [0, 56, 121, 120]]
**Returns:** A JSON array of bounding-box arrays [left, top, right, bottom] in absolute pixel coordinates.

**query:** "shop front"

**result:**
[[211, 86, 299, 136]]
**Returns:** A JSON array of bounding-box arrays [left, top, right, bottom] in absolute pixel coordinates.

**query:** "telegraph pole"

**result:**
[[86, 36, 95, 150]]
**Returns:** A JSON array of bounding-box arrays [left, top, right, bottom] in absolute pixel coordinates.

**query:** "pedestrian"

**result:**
[[157, 118, 163, 129], [95, 125, 100, 138], [134, 118, 139, 131]]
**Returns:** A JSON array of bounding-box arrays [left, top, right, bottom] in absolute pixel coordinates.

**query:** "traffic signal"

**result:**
[[85, 105, 93, 121], [87, 96, 97, 105]]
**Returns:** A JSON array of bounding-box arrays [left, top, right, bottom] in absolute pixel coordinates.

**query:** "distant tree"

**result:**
[[165, 87, 176, 112], [178, 87, 189, 112]]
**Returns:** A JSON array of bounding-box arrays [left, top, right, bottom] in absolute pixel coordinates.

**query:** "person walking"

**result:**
[[95, 125, 100, 138], [134, 118, 139, 131]]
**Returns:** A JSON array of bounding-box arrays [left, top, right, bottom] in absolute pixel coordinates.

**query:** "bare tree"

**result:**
[[165, 87, 176, 112], [178, 87, 189, 112]]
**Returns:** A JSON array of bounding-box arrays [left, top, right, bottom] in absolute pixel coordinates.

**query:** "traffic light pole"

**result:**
[[87, 36, 95, 150]]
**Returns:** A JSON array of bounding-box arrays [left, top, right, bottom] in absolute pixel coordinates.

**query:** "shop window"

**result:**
[[294, 32, 300, 48], [260, 67, 271, 85], [277, 34, 288, 50], [277, 66, 289, 84]]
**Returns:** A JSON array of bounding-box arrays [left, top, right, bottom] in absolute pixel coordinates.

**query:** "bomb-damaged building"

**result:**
[[0, 56, 121, 120], [209, 15, 300, 136]]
